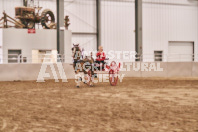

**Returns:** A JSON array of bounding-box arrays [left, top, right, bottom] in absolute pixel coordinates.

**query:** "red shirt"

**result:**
[[96, 52, 106, 61]]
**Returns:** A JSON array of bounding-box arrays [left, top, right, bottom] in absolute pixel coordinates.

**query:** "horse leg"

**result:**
[[82, 75, 87, 84], [84, 73, 88, 84], [88, 70, 94, 87], [90, 71, 95, 87], [75, 71, 81, 88], [89, 78, 93, 87], [83, 70, 93, 87]]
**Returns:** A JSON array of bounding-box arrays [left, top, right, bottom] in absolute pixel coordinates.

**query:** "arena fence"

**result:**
[[0, 62, 197, 81], [0, 53, 198, 64]]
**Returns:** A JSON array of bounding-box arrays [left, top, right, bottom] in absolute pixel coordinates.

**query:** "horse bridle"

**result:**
[[72, 44, 82, 64]]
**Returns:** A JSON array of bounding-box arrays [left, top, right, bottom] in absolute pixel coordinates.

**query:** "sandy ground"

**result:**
[[0, 78, 198, 132]]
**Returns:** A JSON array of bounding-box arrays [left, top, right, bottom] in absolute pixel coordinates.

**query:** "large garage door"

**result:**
[[168, 42, 194, 62]]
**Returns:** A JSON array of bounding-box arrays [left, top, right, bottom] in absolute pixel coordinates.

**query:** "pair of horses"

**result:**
[[71, 44, 120, 88], [72, 44, 95, 88]]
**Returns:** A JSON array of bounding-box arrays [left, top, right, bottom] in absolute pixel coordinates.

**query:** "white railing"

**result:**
[[0, 53, 197, 64], [107, 53, 198, 63], [0, 53, 72, 64]]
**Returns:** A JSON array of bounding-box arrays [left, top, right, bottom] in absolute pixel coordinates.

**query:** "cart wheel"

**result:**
[[109, 61, 119, 86]]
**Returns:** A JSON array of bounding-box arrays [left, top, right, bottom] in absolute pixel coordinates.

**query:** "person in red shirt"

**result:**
[[96, 46, 106, 67]]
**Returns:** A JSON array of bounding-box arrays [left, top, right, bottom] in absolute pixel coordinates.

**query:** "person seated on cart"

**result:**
[[96, 46, 106, 69]]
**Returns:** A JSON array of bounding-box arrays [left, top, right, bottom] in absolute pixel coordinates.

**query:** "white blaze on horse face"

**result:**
[[75, 51, 81, 59], [72, 47, 81, 59]]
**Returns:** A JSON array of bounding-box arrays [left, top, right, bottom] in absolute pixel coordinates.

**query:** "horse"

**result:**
[[71, 44, 95, 88]]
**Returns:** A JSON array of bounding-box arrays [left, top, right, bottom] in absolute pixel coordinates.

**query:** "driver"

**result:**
[[96, 46, 106, 66]]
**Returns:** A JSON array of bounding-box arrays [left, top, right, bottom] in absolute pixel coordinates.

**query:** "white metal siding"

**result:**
[[143, 1, 198, 62], [0, 29, 2, 63], [65, 0, 96, 33], [2, 29, 72, 63], [0, 0, 198, 62], [0, 0, 23, 23], [64, 0, 97, 51], [101, 0, 135, 52], [72, 34, 97, 51], [168, 42, 193, 62]]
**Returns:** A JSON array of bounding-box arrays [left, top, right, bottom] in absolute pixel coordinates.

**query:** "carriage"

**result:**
[[86, 59, 121, 86], [72, 44, 121, 87]]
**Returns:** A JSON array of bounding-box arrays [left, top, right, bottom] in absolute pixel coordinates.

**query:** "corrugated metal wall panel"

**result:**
[[65, 0, 96, 33], [0, 29, 2, 63], [0, 0, 23, 17], [0, 0, 198, 62], [38, 0, 56, 19], [0, 0, 23, 27], [64, 0, 97, 51], [72, 34, 97, 51], [143, 2, 198, 62], [143, 0, 198, 5], [101, 0, 135, 52]]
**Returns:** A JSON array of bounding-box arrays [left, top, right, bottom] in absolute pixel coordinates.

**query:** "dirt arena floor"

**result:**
[[0, 78, 198, 132]]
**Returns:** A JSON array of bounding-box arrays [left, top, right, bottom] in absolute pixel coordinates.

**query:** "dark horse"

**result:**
[[72, 44, 95, 88]]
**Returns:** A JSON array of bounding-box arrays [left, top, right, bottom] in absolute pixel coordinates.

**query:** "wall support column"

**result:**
[[135, 0, 143, 60], [96, 0, 101, 49], [56, 0, 65, 56], [23, 0, 28, 6]]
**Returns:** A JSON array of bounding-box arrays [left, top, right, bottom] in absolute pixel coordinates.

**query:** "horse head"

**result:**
[[72, 44, 81, 60]]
